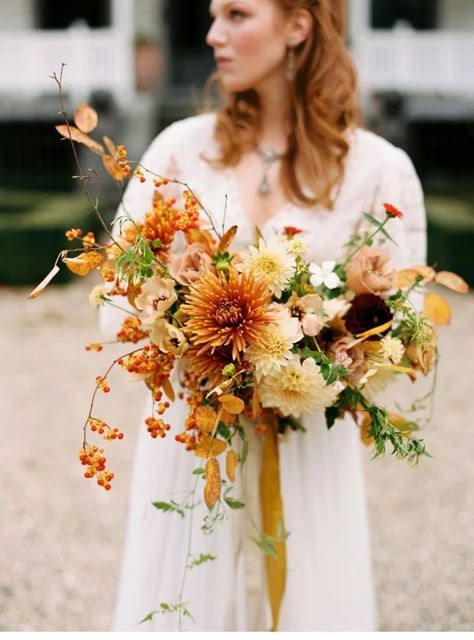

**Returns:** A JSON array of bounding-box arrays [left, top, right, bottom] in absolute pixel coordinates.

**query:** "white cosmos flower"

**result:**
[[237, 238, 296, 298], [257, 354, 339, 418], [246, 307, 303, 380], [309, 260, 341, 290]]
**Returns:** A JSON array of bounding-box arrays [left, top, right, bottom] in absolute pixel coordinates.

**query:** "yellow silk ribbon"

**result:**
[[259, 411, 286, 632]]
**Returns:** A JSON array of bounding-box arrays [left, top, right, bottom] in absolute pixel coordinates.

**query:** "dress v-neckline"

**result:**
[[225, 167, 292, 237]]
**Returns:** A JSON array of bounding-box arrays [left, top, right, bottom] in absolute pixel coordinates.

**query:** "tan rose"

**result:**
[[168, 242, 213, 286], [405, 323, 437, 375], [346, 246, 396, 295], [328, 336, 366, 383], [150, 319, 188, 357]]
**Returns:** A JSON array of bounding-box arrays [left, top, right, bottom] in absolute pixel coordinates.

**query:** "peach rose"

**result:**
[[168, 243, 213, 286], [346, 246, 395, 295]]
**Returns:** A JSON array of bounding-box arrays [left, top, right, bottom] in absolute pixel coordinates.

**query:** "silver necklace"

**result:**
[[256, 145, 285, 196]]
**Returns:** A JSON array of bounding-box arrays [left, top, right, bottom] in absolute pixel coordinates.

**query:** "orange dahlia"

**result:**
[[182, 268, 274, 362]]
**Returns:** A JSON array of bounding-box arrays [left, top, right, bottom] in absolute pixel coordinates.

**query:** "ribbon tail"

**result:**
[[259, 412, 286, 632]]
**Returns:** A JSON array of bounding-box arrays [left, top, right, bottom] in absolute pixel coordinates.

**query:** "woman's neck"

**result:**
[[255, 74, 291, 152]]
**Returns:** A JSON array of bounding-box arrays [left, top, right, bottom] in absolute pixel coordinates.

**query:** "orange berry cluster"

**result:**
[[153, 177, 169, 188], [134, 166, 146, 183], [85, 343, 104, 352], [88, 417, 124, 441], [65, 227, 83, 241], [81, 231, 96, 247], [96, 375, 111, 393], [116, 145, 131, 178], [145, 415, 171, 438], [174, 190, 200, 232], [175, 430, 198, 451], [116, 316, 148, 343], [174, 389, 206, 452], [120, 347, 175, 386], [78, 445, 114, 490]]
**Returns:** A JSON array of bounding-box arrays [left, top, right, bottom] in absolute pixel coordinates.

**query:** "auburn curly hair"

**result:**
[[205, 0, 360, 209]]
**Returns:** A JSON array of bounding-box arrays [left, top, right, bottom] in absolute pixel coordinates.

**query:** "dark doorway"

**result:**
[[165, 0, 214, 87], [371, 0, 438, 30], [36, 0, 111, 29]]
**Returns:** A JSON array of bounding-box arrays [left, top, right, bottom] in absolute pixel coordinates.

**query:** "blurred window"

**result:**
[[371, 0, 438, 30], [36, 0, 111, 29]]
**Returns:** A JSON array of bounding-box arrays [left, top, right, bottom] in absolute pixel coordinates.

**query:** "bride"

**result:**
[[103, 0, 426, 631]]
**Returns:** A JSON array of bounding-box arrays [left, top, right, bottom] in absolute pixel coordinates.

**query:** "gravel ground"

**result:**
[[0, 278, 473, 632]]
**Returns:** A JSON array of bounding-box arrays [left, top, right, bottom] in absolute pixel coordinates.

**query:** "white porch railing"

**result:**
[[353, 31, 474, 95], [0, 30, 135, 109]]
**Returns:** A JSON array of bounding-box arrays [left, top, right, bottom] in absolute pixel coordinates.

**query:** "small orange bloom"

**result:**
[[383, 202, 404, 219]]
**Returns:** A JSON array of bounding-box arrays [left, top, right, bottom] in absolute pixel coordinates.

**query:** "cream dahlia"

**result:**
[[246, 307, 303, 380], [257, 354, 339, 418], [237, 238, 296, 298]]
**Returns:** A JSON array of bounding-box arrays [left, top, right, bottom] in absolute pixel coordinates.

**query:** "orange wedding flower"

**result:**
[[182, 268, 274, 361]]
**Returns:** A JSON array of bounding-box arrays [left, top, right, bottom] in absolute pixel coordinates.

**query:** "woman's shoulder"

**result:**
[[348, 127, 415, 175]]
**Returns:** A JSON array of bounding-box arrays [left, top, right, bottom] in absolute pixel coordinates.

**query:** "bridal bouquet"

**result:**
[[29, 100, 469, 498], [29, 95, 468, 627]]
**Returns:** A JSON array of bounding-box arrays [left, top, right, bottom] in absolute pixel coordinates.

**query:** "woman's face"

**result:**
[[207, 0, 291, 93]]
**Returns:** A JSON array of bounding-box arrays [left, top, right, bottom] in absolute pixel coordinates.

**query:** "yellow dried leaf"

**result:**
[[195, 435, 227, 459], [424, 292, 452, 326], [397, 266, 436, 288], [162, 378, 175, 403], [396, 269, 419, 288], [62, 251, 104, 276], [102, 154, 124, 181], [435, 271, 469, 294], [226, 449, 238, 483], [102, 135, 117, 157], [218, 394, 245, 415], [204, 457, 221, 508], [217, 225, 238, 253], [55, 125, 104, 154], [195, 406, 217, 433], [220, 408, 236, 426], [27, 264, 60, 299], [74, 103, 99, 133]]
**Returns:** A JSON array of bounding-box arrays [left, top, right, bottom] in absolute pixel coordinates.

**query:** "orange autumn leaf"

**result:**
[[195, 406, 217, 433], [435, 271, 469, 294], [218, 394, 245, 415], [217, 225, 238, 253], [62, 251, 105, 276], [162, 378, 175, 403], [55, 125, 104, 154], [102, 135, 117, 157], [74, 103, 98, 134], [27, 264, 61, 299], [424, 292, 452, 326], [226, 449, 238, 482], [204, 457, 221, 508], [195, 435, 227, 459], [102, 154, 124, 181]]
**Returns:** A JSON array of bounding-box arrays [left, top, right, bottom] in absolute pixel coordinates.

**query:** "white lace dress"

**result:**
[[104, 113, 426, 632]]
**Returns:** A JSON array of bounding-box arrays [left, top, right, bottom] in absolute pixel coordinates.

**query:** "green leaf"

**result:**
[[152, 500, 185, 518], [224, 496, 245, 509], [192, 467, 205, 476], [362, 212, 382, 228], [325, 405, 340, 430], [240, 439, 249, 466], [300, 347, 322, 362], [217, 421, 231, 441], [186, 553, 217, 569]]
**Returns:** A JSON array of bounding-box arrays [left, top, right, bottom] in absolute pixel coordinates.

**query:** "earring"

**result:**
[[286, 42, 296, 82]]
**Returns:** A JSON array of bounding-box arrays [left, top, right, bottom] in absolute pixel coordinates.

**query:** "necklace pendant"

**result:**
[[258, 174, 271, 196]]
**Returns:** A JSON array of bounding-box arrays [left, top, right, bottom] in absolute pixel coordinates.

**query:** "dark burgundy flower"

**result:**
[[344, 293, 393, 338]]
